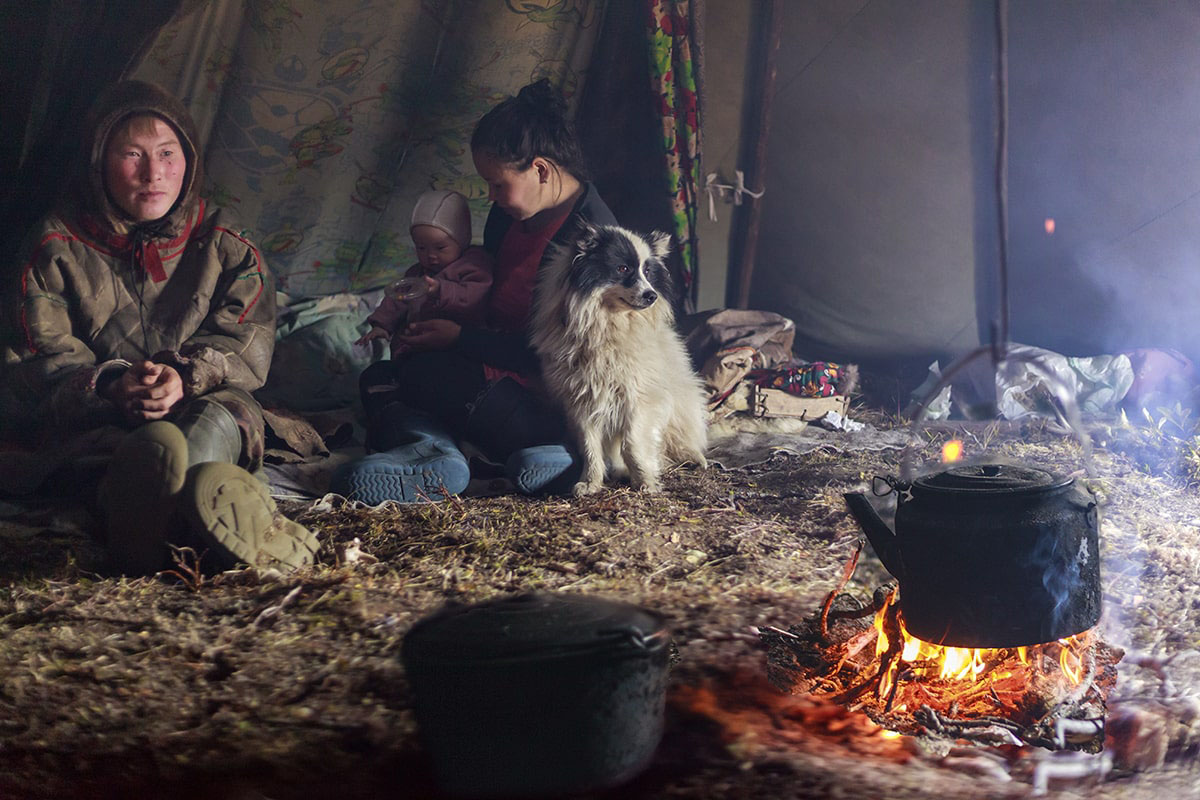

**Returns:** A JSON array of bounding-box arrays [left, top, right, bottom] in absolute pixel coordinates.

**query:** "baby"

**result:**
[[358, 189, 493, 356]]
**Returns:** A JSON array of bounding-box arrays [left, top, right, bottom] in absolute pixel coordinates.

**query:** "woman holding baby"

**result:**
[[331, 78, 618, 505]]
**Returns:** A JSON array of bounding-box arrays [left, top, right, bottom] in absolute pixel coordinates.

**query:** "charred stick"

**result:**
[[843, 626, 879, 657], [870, 598, 905, 701], [832, 647, 900, 705], [830, 675, 877, 705], [939, 715, 1023, 733], [760, 625, 800, 640], [827, 603, 878, 621], [945, 678, 996, 707], [819, 541, 864, 642], [832, 627, 880, 674], [918, 704, 945, 733], [883, 665, 905, 712]]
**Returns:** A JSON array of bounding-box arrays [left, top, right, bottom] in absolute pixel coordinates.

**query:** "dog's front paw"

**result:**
[[572, 480, 602, 497], [633, 478, 663, 493]]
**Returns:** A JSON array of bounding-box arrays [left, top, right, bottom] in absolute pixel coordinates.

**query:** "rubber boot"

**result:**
[[97, 421, 189, 575], [180, 462, 319, 574], [505, 444, 582, 496], [329, 402, 470, 504], [174, 396, 242, 468], [463, 378, 580, 495]]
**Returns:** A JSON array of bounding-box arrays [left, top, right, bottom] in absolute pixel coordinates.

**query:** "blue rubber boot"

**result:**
[[461, 378, 578, 496], [330, 403, 470, 504], [505, 444, 582, 496]]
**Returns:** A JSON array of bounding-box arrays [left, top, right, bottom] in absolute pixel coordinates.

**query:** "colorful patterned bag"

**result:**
[[746, 362, 850, 399]]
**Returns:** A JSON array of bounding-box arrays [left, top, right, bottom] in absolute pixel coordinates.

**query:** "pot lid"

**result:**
[[401, 592, 669, 665], [912, 462, 1073, 494]]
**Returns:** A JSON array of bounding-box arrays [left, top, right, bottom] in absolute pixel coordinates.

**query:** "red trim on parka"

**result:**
[[62, 199, 203, 267], [18, 200, 263, 348], [211, 225, 265, 323]]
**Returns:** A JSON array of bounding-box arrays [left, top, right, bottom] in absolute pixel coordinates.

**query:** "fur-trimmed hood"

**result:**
[[66, 80, 202, 236]]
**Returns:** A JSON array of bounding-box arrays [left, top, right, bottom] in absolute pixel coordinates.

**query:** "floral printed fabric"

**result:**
[[130, 0, 605, 299], [646, 0, 701, 311]]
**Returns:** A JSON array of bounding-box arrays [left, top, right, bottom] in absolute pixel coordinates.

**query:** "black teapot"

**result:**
[[844, 462, 1101, 648]]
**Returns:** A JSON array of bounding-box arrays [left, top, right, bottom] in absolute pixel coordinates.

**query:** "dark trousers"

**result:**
[[358, 352, 568, 461], [359, 351, 487, 437]]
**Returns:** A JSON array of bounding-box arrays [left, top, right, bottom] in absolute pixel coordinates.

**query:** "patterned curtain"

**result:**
[[130, 0, 605, 299], [645, 0, 702, 311]]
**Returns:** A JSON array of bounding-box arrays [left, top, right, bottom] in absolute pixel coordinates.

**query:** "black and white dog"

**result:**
[[530, 223, 708, 495]]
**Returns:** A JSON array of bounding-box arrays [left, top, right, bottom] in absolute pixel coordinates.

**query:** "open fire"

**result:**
[[761, 543, 1121, 753], [872, 587, 1092, 702]]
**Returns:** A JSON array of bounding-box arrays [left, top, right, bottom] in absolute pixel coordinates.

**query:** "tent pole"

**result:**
[[731, 0, 782, 309]]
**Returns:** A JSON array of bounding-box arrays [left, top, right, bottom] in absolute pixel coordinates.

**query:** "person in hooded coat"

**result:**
[[0, 80, 317, 575]]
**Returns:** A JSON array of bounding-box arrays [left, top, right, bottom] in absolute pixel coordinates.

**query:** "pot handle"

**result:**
[[597, 626, 670, 652]]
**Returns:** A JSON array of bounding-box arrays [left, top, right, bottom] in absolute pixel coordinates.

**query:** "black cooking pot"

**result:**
[[401, 592, 671, 798], [844, 462, 1101, 648]]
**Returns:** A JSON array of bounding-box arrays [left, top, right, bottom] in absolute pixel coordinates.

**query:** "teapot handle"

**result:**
[[871, 475, 910, 499]]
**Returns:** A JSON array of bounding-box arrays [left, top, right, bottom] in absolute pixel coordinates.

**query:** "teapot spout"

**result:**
[[843, 492, 906, 581]]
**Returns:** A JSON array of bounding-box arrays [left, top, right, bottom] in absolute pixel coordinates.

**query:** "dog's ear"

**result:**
[[645, 230, 672, 259], [561, 219, 600, 253], [573, 221, 603, 255]]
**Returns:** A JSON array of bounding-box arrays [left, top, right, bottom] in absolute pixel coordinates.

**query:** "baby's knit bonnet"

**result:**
[[411, 189, 471, 249]]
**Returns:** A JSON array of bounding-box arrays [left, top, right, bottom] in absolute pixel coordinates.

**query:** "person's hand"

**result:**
[[355, 326, 391, 346], [104, 360, 184, 422], [395, 319, 461, 352], [423, 275, 441, 301]]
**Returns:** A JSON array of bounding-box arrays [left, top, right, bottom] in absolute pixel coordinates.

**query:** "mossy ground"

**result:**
[[3, 387, 1200, 799]]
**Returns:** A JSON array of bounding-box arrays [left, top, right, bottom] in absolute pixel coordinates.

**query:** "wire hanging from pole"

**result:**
[[992, 0, 1010, 363], [899, 0, 1095, 480]]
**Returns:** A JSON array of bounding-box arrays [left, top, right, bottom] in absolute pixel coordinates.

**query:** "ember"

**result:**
[[761, 545, 1122, 754]]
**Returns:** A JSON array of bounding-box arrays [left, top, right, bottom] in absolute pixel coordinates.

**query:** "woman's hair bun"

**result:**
[[472, 77, 587, 179], [516, 78, 566, 117]]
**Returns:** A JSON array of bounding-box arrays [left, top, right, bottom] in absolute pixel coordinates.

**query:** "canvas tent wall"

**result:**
[[745, 0, 1200, 371]]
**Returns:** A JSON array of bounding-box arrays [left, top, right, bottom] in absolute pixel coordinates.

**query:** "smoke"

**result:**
[[1026, 524, 1083, 644], [1093, 518, 1141, 652]]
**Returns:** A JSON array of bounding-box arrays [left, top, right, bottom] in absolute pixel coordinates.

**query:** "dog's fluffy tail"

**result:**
[[663, 372, 710, 469]]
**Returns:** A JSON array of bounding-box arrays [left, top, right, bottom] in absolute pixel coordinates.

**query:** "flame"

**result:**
[[941, 439, 963, 463], [873, 590, 1088, 698], [1059, 638, 1084, 683]]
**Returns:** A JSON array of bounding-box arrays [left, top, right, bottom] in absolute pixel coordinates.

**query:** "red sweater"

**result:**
[[487, 210, 569, 333]]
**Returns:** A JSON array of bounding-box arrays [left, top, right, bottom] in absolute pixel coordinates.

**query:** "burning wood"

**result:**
[[761, 552, 1122, 754]]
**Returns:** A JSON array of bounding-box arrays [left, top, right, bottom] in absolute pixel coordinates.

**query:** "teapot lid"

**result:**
[[912, 462, 1073, 494]]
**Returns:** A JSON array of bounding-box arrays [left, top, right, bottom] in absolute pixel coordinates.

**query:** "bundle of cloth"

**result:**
[[681, 309, 857, 423]]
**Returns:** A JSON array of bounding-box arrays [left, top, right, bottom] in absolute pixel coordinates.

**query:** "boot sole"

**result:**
[[507, 445, 579, 496], [98, 421, 188, 575], [331, 452, 470, 505], [184, 463, 318, 572]]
